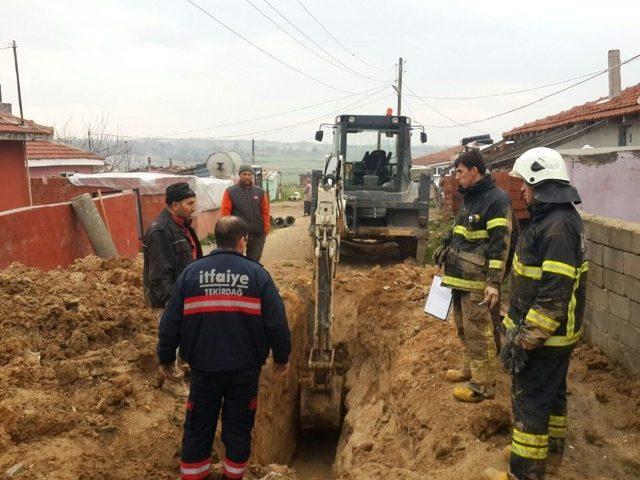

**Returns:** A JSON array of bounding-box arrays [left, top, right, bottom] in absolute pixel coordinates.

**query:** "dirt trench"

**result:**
[[0, 246, 639, 479], [250, 255, 640, 480]]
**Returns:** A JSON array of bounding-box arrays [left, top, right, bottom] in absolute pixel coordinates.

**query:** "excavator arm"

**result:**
[[301, 154, 346, 429]]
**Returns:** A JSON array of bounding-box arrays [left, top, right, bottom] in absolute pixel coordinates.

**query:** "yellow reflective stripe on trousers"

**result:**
[[548, 426, 567, 438], [513, 428, 549, 447], [526, 309, 561, 333], [488, 259, 503, 269], [511, 442, 548, 460], [441, 275, 485, 291], [487, 217, 508, 229], [503, 315, 516, 330], [453, 225, 489, 240], [513, 254, 542, 280], [542, 260, 576, 279], [549, 415, 568, 427]]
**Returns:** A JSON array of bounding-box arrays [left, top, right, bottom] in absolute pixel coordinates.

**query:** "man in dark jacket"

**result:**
[[483, 147, 587, 480], [143, 182, 203, 311], [434, 149, 513, 403], [220, 164, 270, 262], [157, 215, 291, 480]]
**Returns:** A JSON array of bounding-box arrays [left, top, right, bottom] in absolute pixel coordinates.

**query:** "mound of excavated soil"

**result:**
[[329, 262, 640, 480], [0, 257, 301, 480], [1, 255, 638, 480]]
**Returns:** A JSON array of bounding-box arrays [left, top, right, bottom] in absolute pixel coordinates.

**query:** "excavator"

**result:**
[[300, 112, 430, 429]]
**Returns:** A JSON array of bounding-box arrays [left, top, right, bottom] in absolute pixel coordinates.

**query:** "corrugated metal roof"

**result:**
[[504, 83, 640, 138]]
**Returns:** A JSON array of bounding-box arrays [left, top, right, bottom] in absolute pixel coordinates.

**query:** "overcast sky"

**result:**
[[1, 0, 639, 147]]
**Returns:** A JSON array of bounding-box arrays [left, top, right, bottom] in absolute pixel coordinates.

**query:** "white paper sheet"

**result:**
[[424, 275, 453, 321]]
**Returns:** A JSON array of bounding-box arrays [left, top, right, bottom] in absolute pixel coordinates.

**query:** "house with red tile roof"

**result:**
[[0, 107, 53, 210], [484, 82, 640, 169], [26, 140, 105, 178]]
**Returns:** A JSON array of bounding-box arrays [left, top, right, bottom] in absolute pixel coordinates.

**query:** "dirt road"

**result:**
[[0, 208, 638, 479]]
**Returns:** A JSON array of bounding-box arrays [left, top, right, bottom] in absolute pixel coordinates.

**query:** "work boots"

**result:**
[[452, 381, 495, 403], [482, 467, 509, 480], [445, 368, 471, 382]]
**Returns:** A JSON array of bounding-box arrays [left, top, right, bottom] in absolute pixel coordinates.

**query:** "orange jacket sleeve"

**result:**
[[261, 192, 271, 234], [220, 189, 232, 217]]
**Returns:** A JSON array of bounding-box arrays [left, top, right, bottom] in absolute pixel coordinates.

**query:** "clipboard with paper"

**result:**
[[424, 275, 453, 321]]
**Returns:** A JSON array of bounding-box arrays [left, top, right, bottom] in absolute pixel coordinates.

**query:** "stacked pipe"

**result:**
[[270, 216, 296, 228]]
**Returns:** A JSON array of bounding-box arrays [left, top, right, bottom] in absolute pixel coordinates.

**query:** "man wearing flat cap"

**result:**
[[221, 164, 270, 261], [143, 182, 203, 311]]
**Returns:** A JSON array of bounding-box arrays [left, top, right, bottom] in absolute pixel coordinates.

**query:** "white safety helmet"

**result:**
[[509, 147, 570, 185]]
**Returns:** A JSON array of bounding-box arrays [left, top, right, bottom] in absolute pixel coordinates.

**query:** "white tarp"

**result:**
[[69, 172, 233, 212]]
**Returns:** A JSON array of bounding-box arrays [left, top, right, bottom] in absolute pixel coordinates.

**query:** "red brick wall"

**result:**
[[30, 177, 220, 240], [30, 176, 118, 206], [0, 192, 139, 270], [442, 172, 529, 221], [0, 140, 30, 211], [29, 165, 94, 178]]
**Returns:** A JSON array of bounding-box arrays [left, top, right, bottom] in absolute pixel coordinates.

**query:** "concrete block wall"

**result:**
[[582, 213, 640, 374]]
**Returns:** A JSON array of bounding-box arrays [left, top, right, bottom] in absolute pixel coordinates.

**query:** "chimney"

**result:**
[[0, 84, 12, 114], [608, 49, 622, 99]]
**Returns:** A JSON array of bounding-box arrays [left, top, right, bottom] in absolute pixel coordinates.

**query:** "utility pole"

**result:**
[[397, 57, 403, 116], [12, 40, 24, 124], [251, 139, 255, 164], [87, 130, 93, 151]]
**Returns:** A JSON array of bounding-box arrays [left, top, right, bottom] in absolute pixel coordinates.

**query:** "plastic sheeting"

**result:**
[[69, 172, 233, 212]]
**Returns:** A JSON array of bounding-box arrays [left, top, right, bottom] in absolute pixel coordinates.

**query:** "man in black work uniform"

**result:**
[[483, 147, 587, 480], [143, 182, 203, 313], [157, 216, 291, 480]]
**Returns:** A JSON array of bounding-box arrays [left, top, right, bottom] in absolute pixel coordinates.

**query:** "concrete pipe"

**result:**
[[71, 193, 118, 258], [284, 216, 296, 227], [274, 217, 285, 228]]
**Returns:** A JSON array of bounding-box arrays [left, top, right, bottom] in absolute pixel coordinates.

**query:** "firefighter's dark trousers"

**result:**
[[180, 368, 260, 480], [509, 348, 571, 480]]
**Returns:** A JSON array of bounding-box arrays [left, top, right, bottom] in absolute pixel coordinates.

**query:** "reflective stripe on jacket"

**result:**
[[442, 175, 513, 292], [157, 250, 291, 371], [505, 202, 587, 349]]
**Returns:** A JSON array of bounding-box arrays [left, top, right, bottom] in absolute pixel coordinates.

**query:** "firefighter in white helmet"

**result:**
[[484, 147, 588, 480]]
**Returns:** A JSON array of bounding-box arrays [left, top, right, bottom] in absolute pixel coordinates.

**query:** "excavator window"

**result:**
[[343, 129, 397, 188]]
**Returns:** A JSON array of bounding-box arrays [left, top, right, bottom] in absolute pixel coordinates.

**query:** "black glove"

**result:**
[[432, 244, 448, 266], [432, 231, 453, 266], [500, 326, 528, 375]]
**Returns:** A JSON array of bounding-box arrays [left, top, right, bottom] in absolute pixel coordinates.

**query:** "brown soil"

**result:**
[[0, 257, 301, 480], [1, 227, 639, 479]]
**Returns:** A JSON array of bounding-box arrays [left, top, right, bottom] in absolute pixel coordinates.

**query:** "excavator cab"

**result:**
[[315, 114, 431, 261]]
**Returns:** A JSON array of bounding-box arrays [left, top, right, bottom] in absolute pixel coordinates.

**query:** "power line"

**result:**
[[99, 85, 389, 140], [153, 85, 386, 138], [403, 83, 482, 132], [244, 0, 383, 83], [406, 55, 640, 101], [406, 53, 640, 128], [183, 0, 358, 94], [260, 0, 385, 82], [294, 0, 385, 72], [215, 87, 393, 139]]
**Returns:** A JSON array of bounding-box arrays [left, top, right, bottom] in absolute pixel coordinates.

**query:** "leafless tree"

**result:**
[[55, 113, 138, 171]]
